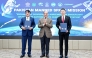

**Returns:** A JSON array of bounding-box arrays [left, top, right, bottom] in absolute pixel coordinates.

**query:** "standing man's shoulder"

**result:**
[[30, 17, 34, 19], [39, 18, 43, 21], [48, 18, 52, 21], [65, 15, 70, 18], [21, 17, 25, 20], [57, 16, 61, 20]]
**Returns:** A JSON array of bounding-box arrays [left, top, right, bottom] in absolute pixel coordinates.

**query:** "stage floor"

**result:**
[[0, 49, 92, 58]]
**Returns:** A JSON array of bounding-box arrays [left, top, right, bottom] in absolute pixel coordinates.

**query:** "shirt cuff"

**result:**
[[46, 23, 47, 25], [43, 24, 45, 26], [21, 26, 23, 28]]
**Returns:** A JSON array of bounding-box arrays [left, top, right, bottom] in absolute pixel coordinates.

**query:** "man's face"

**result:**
[[26, 11, 30, 17], [44, 11, 48, 17], [60, 10, 66, 15]]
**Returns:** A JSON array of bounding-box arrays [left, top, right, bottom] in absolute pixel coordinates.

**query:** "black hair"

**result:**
[[25, 10, 31, 13], [60, 8, 66, 11]]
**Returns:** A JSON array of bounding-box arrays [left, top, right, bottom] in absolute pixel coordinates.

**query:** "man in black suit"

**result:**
[[56, 8, 72, 58]]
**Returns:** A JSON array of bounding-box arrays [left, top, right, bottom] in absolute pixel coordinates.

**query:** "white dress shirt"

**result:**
[[26, 17, 30, 21]]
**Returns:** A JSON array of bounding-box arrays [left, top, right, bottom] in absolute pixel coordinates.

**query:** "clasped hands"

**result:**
[[43, 20, 47, 26]]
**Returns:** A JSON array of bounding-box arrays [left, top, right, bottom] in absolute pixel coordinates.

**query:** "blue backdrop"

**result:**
[[0, 0, 92, 36]]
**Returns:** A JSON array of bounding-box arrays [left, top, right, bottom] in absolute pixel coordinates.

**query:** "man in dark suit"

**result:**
[[38, 11, 53, 58], [19, 10, 35, 58], [56, 8, 72, 58]]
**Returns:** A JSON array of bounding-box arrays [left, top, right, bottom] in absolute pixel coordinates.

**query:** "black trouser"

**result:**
[[21, 32, 32, 55], [40, 34, 50, 55], [59, 33, 69, 57]]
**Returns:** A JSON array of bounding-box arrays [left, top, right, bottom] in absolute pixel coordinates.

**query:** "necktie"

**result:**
[[62, 16, 64, 23], [45, 17, 47, 22], [45, 17, 46, 19]]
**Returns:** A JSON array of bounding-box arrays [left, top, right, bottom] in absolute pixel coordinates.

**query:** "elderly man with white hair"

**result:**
[[38, 10, 53, 58]]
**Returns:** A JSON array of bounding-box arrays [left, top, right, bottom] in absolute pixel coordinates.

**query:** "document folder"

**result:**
[[60, 23, 67, 32], [24, 20, 31, 29]]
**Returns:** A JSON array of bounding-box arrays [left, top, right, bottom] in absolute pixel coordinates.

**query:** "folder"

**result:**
[[24, 20, 31, 29], [60, 23, 67, 32]]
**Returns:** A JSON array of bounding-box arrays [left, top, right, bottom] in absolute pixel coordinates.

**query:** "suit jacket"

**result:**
[[56, 16, 72, 34], [38, 18, 53, 38], [19, 17, 35, 36]]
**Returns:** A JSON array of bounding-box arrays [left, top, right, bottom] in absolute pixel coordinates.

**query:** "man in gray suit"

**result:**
[[38, 11, 53, 58]]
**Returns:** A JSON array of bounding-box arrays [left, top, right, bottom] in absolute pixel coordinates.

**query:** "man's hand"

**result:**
[[29, 27, 33, 30], [66, 30, 68, 33], [43, 24, 45, 26], [45, 23, 47, 25], [21, 26, 26, 30], [43, 23, 47, 26], [59, 26, 61, 29], [44, 20, 47, 25]]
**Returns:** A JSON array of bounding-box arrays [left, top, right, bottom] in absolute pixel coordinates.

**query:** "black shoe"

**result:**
[[40, 55, 45, 57], [65, 56, 68, 58], [20, 55, 25, 58], [46, 55, 49, 58], [59, 55, 63, 58], [28, 54, 32, 57]]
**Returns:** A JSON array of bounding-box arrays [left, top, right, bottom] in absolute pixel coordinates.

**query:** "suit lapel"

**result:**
[[46, 18, 49, 23], [64, 16, 67, 23], [42, 18, 44, 23], [30, 17, 32, 22], [42, 17, 50, 23], [64, 16, 66, 22], [23, 17, 26, 23], [60, 16, 63, 23]]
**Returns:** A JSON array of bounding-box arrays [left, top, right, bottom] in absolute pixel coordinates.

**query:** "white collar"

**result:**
[[26, 17, 30, 18], [44, 17, 47, 19], [26, 17, 30, 21], [62, 15, 65, 20]]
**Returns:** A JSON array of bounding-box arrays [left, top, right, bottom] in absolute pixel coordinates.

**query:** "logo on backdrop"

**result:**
[[51, 2, 56, 7], [72, 0, 92, 19], [0, 0, 20, 18], [25, 2, 30, 7], [38, 2, 43, 6], [32, 3, 36, 7], [45, 2, 49, 7], [58, 2, 63, 7]]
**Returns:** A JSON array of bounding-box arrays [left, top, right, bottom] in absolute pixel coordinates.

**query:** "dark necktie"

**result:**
[[45, 17, 46, 19]]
